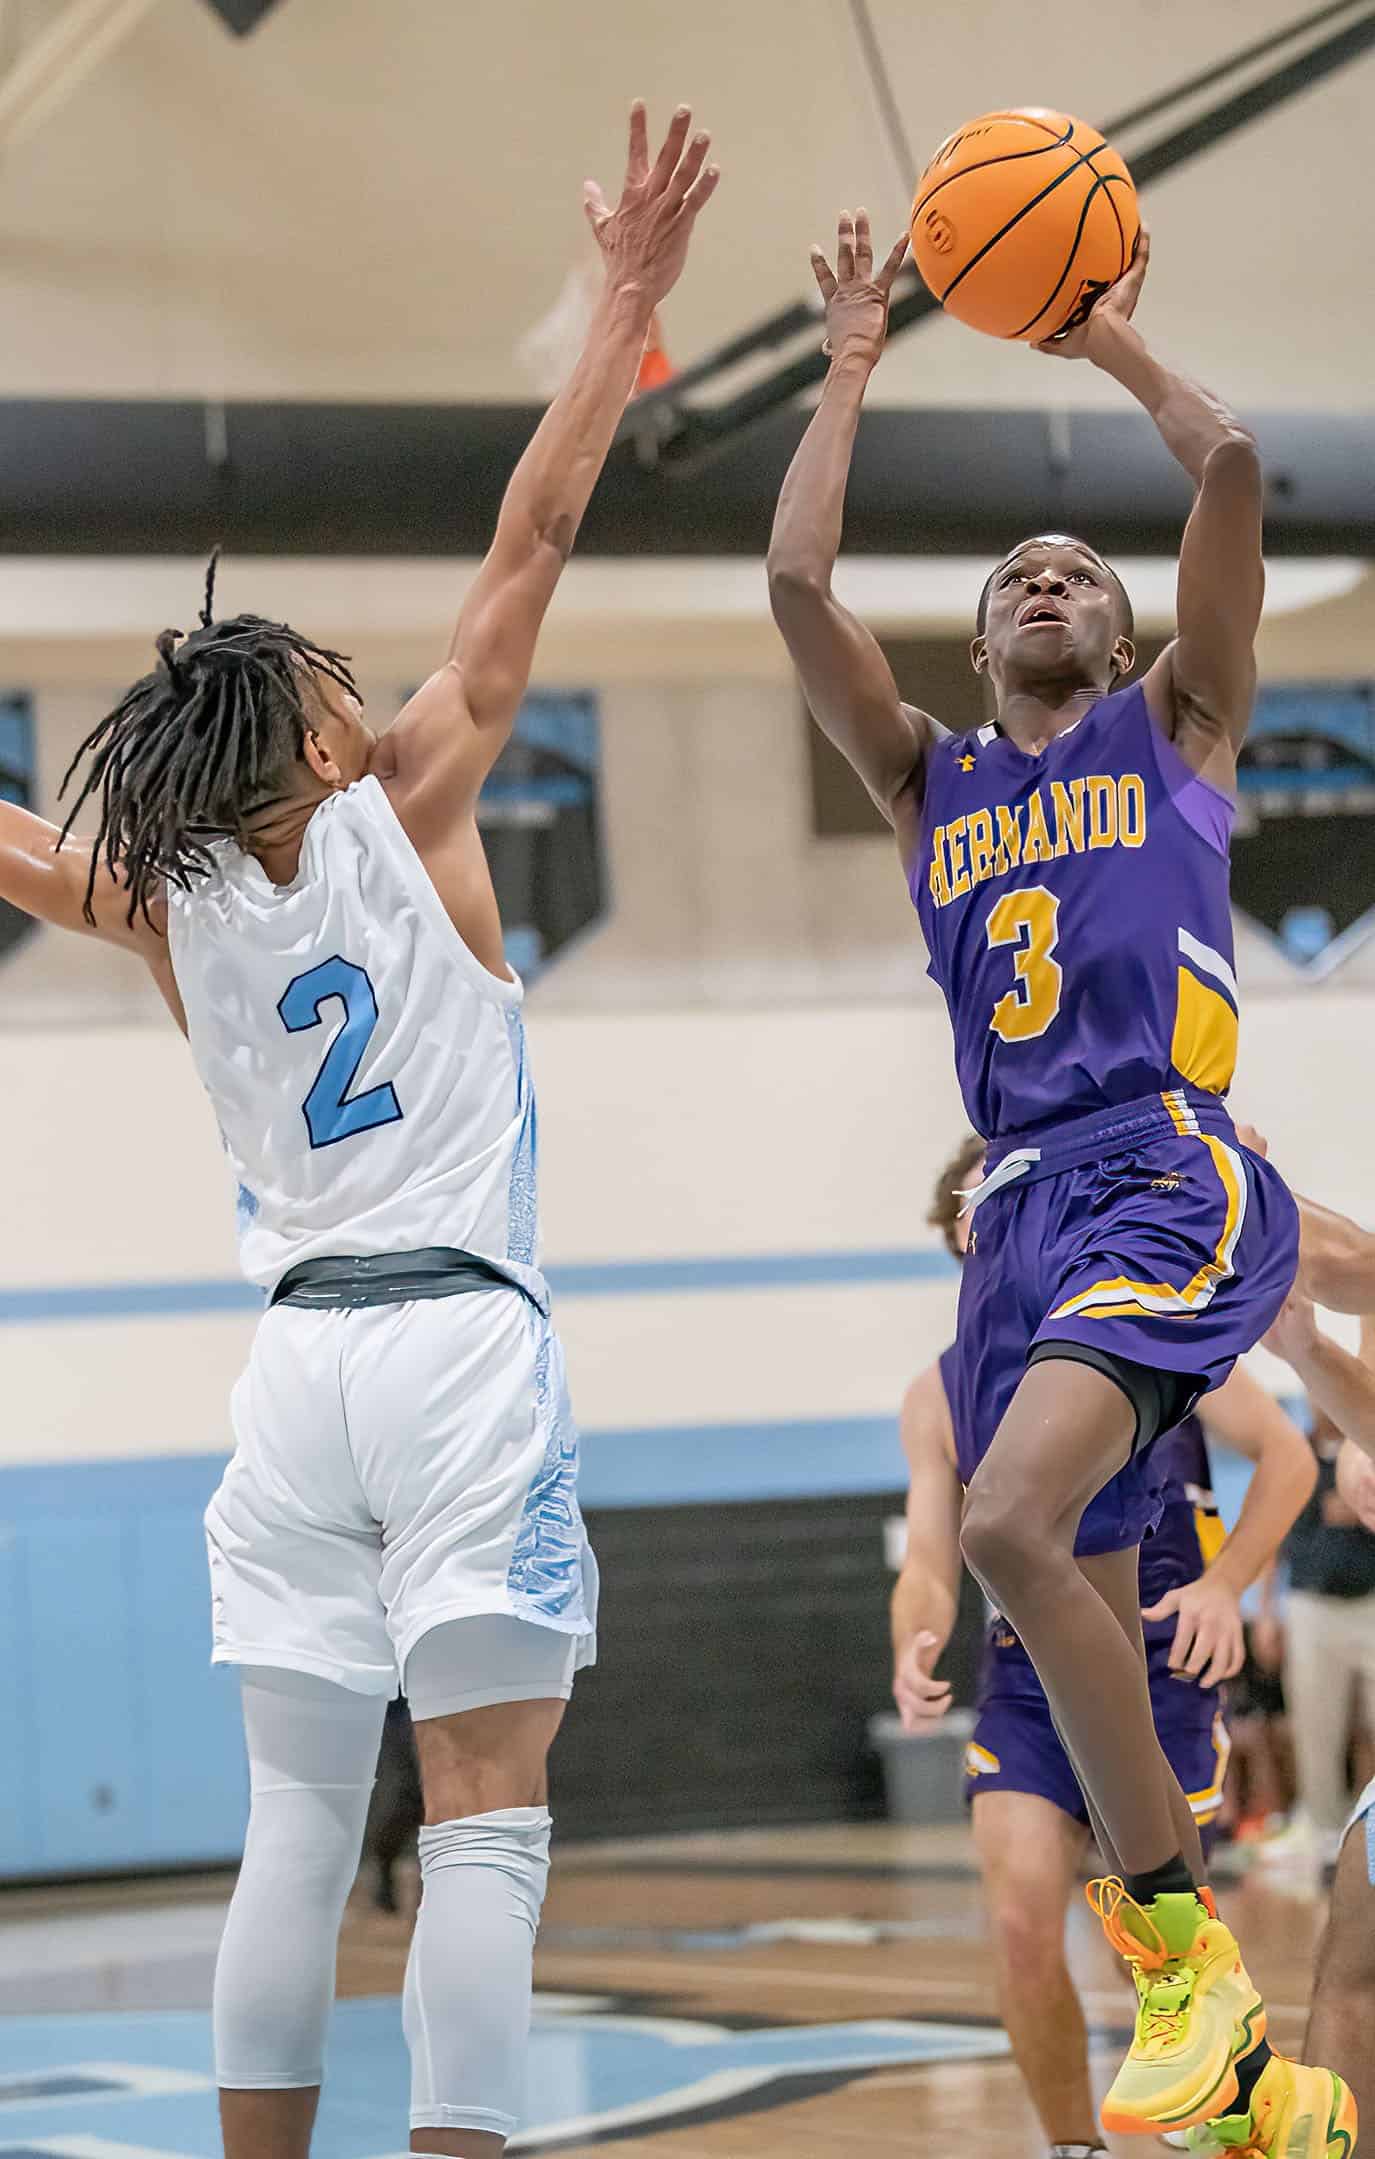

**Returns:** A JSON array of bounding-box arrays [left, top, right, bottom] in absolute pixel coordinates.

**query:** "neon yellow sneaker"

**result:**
[[1089, 1879, 1267, 2135], [1184, 2056, 1357, 2159]]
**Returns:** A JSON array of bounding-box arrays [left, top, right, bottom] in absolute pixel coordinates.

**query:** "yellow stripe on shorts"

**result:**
[[1048, 1104, 1248, 1324]]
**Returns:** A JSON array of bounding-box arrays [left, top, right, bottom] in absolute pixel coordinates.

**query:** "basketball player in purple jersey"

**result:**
[[768, 213, 1355, 2159], [895, 1140, 1317, 2159]]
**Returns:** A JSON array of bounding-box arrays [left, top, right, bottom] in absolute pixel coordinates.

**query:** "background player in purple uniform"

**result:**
[[768, 212, 1353, 2158], [894, 1139, 1316, 2159]]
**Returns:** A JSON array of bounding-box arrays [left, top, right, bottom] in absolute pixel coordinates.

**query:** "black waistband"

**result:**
[[271, 1247, 527, 1311]]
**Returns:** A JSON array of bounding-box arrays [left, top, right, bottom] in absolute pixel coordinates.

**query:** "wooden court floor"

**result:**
[[0, 1822, 1337, 2157]]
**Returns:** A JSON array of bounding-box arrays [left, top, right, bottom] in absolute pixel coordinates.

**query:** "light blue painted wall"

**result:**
[[0, 1389, 912, 1880], [0, 1458, 248, 1878]]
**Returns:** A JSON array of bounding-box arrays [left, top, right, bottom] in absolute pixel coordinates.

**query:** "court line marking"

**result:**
[[0, 2063, 212, 2109], [534, 1954, 1312, 2024], [0, 2142, 196, 2157], [0, 1247, 954, 1326]]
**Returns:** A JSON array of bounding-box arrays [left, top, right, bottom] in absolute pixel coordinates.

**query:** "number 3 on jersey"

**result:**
[[987, 887, 1063, 1042], [278, 956, 403, 1150]]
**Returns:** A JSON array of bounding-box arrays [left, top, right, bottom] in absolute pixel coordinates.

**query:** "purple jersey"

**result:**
[[913, 681, 1238, 1143]]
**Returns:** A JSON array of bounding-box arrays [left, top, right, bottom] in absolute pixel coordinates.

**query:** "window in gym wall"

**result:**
[[477, 690, 603, 982], [0, 694, 36, 963], [1234, 683, 1375, 975]]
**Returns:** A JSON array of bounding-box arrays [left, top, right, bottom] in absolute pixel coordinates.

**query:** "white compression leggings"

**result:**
[[213, 1617, 568, 2140]]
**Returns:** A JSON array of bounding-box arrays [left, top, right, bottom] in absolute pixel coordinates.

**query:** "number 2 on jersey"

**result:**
[[278, 956, 403, 1150], [986, 887, 1063, 1042]]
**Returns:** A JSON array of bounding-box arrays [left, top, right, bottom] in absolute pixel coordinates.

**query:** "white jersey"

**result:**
[[166, 775, 542, 1300]]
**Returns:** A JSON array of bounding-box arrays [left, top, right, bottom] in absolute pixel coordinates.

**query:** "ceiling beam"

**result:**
[[0, 398, 1370, 558]]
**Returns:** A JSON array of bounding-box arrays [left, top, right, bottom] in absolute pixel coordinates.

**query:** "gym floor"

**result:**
[[0, 1823, 1329, 2158]]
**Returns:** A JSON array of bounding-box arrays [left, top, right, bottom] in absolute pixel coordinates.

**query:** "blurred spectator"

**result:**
[[1261, 1411, 1375, 1868]]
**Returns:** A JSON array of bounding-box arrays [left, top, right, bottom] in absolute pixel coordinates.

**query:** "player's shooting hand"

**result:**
[[1034, 225, 1151, 362], [1263, 1290, 1320, 1368], [810, 210, 909, 370], [1142, 1572, 1245, 1689], [1336, 1436, 1375, 1534], [583, 102, 720, 309], [893, 1629, 953, 1733]]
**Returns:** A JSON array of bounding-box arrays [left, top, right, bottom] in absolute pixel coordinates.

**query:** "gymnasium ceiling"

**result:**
[[0, 0, 1371, 416]]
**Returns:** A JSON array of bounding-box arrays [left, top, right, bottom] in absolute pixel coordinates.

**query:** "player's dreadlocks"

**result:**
[[58, 551, 359, 926]]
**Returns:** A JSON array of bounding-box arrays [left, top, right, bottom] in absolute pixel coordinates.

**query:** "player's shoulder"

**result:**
[[920, 718, 973, 780]]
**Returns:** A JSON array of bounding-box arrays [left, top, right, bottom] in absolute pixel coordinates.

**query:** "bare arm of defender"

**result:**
[[377, 103, 719, 842], [891, 1360, 964, 1732], [0, 800, 183, 1019], [1142, 1362, 1316, 1688], [767, 212, 933, 834], [0, 799, 141, 944], [1040, 232, 1263, 791]]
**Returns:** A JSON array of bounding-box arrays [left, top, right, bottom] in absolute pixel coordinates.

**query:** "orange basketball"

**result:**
[[910, 108, 1139, 343]]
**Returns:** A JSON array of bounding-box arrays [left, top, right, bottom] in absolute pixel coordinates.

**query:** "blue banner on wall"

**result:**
[[1233, 684, 1375, 975]]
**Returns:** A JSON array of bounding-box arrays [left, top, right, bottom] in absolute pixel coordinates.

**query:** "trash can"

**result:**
[[869, 1708, 975, 1824]]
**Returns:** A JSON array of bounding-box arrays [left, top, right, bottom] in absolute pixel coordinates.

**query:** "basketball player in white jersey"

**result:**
[[0, 103, 718, 2159]]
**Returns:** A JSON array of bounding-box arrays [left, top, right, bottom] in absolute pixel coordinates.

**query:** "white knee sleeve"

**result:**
[[404, 1805, 551, 2138], [214, 1667, 386, 2090]]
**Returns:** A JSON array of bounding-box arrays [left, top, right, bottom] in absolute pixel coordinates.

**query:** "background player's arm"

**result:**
[[1142, 1363, 1315, 1687], [1296, 1197, 1375, 1313], [768, 213, 933, 831], [1043, 233, 1262, 787], [378, 104, 718, 843], [1336, 1437, 1375, 1535], [1266, 1294, 1375, 1466], [1235, 1124, 1375, 1313], [890, 1360, 963, 1731]]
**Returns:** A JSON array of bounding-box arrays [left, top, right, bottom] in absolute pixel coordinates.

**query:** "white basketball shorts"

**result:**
[[205, 1285, 598, 1698]]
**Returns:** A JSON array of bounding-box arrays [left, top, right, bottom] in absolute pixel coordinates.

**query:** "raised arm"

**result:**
[[1039, 233, 1262, 791], [891, 1359, 964, 1732], [0, 798, 182, 1019], [379, 103, 719, 841], [1141, 1362, 1314, 1688], [768, 212, 933, 830], [1, 798, 151, 949]]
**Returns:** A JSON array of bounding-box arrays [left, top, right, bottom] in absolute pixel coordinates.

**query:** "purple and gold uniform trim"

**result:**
[[1047, 1092, 1248, 1325]]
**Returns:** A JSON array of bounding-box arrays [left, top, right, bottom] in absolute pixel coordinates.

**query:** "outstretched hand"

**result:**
[[583, 102, 720, 310], [893, 1629, 953, 1733], [810, 209, 909, 370], [1142, 1573, 1245, 1689], [1035, 225, 1151, 362]]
